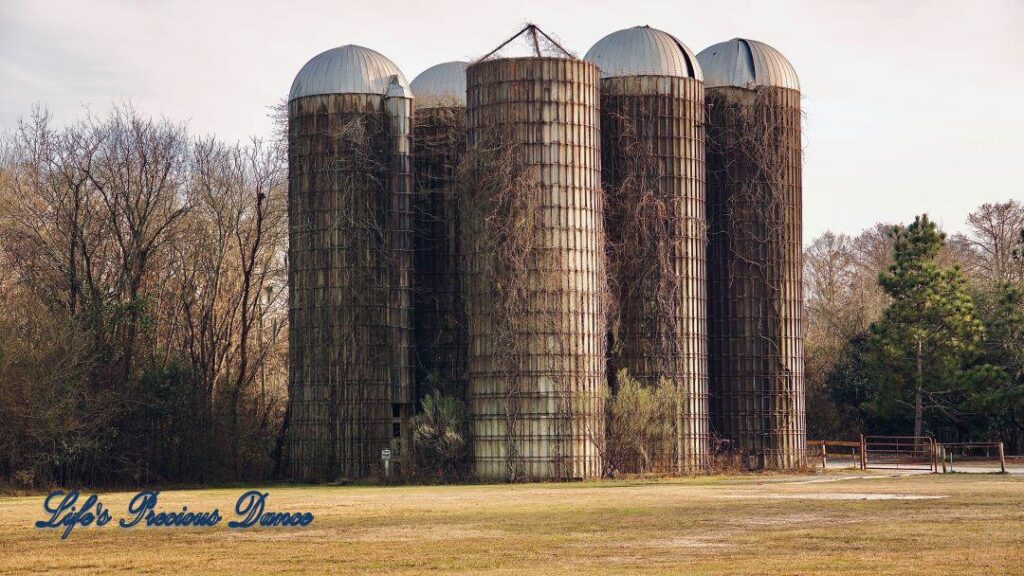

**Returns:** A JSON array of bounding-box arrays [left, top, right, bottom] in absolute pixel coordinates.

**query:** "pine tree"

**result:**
[[869, 215, 986, 439]]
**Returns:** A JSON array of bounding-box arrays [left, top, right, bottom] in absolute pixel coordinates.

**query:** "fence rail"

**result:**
[[807, 440, 863, 470], [862, 435, 938, 472], [810, 436, 1008, 474], [938, 442, 1006, 473]]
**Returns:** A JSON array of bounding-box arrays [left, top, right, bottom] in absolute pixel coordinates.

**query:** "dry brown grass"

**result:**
[[1, 472, 1022, 575]]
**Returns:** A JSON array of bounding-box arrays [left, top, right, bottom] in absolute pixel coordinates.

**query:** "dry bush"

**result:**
[[0, 294, 104, 488], [705, 435, 747, 474], [604, 370, 674, 476], [411, 391, 470, 482]]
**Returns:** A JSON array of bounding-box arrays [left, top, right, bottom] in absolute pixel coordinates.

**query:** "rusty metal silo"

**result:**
[[410, 62, 469, 401], [285, 45, 415, 480], [462, 26, 605, 481], [585, 25, 710, 474], [697, 38, 805, 469]]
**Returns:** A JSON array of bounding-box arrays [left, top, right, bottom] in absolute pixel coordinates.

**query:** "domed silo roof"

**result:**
[[289, 45, 412, 100], [696, 38, 799, 90], [410, 61, 468, 107], [584, 25, 702, 80]]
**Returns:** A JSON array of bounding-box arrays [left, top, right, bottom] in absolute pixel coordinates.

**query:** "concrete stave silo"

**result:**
[[410, 62, 469, 401], [697, 38, 806, 470], [462, 26, 606, 481], [286, 45, 415, 480], [585, 26, 710, 474]]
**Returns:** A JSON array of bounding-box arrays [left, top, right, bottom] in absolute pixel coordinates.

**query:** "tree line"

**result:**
[[805, 203, 1024, 452], [0, 107, 288, 488], [1, 104, 1021, 489]]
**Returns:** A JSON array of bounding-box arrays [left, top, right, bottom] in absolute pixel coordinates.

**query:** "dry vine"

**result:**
[[457, 125, 544, 480], [412, 105, 468, 401], [287, 97, 402, 480], [706, 86, 804, 469], [601, 82, 708, 474]]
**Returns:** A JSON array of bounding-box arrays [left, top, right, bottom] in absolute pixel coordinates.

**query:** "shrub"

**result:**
[[605, 370, 674, 475], [412, 391, 469, 482]]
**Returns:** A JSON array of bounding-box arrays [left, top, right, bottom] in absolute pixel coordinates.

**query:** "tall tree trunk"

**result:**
[[914, 339, 923, 441]]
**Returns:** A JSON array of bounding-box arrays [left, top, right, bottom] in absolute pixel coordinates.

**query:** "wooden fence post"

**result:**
[[859, 434, 867, 470], [998, 442, 1006, 474]]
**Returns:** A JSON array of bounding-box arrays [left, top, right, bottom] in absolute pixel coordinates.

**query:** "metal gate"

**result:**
[[861, 435, 938, 472]]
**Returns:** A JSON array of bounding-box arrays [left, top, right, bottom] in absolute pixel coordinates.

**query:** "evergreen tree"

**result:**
[[868, 215, 986, 438], [970, 230, 1024, 449]]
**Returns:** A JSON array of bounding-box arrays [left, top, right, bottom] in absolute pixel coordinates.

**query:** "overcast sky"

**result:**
[[2, 0, 1022, 241]]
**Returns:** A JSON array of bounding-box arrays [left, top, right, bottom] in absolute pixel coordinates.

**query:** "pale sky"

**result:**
[[2, 0, 1022, 241]]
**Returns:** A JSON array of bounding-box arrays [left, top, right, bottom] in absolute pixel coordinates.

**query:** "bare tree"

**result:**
[[0, 105, 288, 486], [953, 201, 1024, 284], [166, 136, 287, 474], [805, 232, 856, 336], [81, 106, 193, 479]]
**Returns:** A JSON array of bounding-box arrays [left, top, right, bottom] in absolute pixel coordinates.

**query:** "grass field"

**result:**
[[1, 472, 1022, 575]]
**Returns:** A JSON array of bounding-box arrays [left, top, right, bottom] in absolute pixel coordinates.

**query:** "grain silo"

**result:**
[[462, 25, 605, 481], [410, 61, 469, 401], [585, 25, 710, 474], [697, 39, 805, 469], [285, 45, 415, 481]]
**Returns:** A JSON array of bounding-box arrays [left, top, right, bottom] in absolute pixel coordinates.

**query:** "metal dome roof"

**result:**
[[410, 61, 468, 108], [289, 45, 412, 101], [696, 38, 799, 91], [584, 26, 701, 80]]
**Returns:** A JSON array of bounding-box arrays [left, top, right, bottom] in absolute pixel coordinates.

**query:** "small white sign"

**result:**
[[381, 449, 392, 461]]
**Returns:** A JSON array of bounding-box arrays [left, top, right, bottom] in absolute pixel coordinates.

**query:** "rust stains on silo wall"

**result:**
[[705, 85, 805, 469], [600, 75, 710, 473], [287, 86, 415, 480], [462, 57, 606, 481], [412, 105, 468, 400]]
